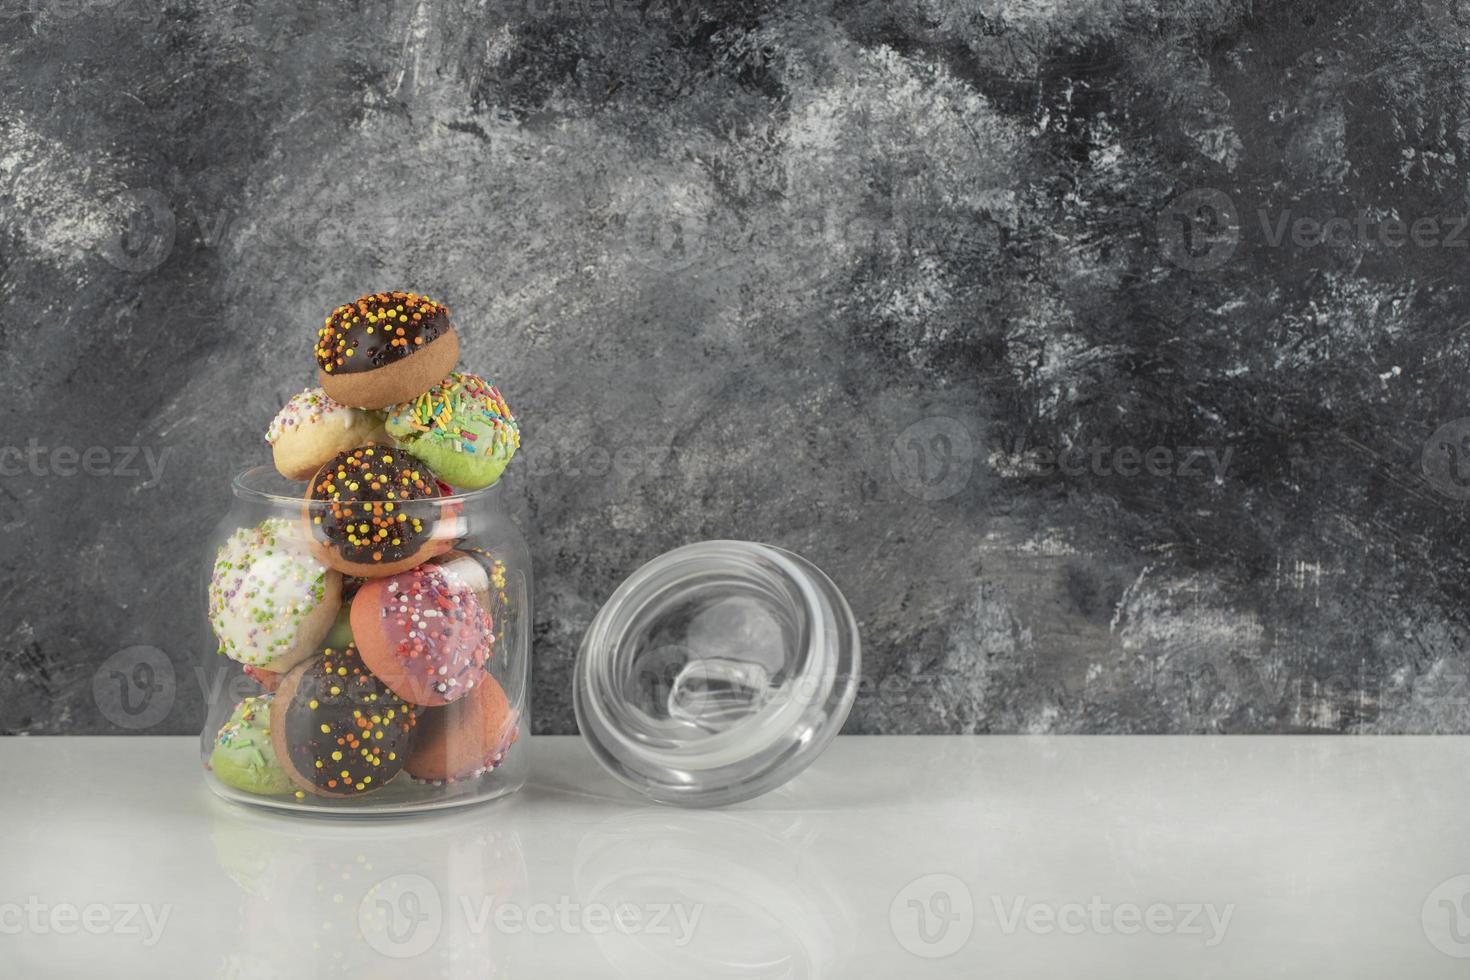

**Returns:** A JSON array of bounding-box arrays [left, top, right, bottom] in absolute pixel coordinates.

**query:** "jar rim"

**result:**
[[230, 463, 508, 505]]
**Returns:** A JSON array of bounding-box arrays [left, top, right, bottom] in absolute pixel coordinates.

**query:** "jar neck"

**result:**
[[230, 464, 513, 513], [447, 477, 509, 516]]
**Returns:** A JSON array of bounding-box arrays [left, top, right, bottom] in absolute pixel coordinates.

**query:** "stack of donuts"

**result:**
[[206, 291, 521, 801]]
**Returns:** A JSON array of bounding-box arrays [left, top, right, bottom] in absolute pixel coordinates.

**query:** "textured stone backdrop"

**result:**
[[2, 0, 1468, 735]]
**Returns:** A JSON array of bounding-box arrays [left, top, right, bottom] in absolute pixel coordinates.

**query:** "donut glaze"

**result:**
[[209, 518, 343, 672], [315, 292, 460, 409], [210, 694, 292, 796], [304, 444, 452, 577], [405, 673, 518, 783], [270, 645, 418, 798], [266, 386, 387, 481], [428, 549, 493, 612], [351, 563, 494, 707], [385, 373, 521, 490], [315, 291, 452, 376]]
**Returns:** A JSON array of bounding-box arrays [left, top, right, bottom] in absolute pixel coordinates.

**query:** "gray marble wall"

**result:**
[[3, 0, 1468, 735]]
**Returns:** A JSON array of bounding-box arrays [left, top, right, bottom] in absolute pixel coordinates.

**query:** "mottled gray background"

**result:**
[[2, 0, 1468, 736]]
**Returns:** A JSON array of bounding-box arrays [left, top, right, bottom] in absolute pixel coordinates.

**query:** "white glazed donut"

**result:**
[[266, 387, 388, 481], [208, 517, 343, 673]]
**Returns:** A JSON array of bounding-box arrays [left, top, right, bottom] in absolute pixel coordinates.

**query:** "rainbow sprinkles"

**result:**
[[392, 373, 520, 458]]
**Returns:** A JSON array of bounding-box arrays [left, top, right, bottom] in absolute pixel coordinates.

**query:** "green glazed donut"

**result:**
[[384, 372, 520, 490], [209, 694, 292, 796]]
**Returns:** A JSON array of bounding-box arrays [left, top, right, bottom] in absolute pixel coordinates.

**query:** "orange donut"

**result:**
[[405, 673, 517, 783]]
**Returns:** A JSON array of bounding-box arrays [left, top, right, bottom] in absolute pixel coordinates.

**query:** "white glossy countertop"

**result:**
[[3, 735, 1469, 977]]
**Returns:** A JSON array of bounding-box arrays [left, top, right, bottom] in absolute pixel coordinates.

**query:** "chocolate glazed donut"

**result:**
[[302, 444, 456, 578], [269, 645, 419, 798], [315, 291, 461, 409]]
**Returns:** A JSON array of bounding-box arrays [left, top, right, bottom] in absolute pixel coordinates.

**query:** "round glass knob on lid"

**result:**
[[573, 541, 861, 807]]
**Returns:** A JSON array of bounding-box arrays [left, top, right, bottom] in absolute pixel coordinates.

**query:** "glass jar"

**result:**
[[574, 541, 860, 807], [200, 465, 530, 814]]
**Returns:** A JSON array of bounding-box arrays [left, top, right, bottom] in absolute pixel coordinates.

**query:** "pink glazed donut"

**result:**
[[350, 562, 494, 707]]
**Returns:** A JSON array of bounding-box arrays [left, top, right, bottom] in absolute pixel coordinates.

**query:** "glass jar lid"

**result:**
[[574, 541, 861, 807]]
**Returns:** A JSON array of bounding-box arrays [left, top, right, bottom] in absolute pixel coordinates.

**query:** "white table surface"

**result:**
[[3, 735, 1469, 977]]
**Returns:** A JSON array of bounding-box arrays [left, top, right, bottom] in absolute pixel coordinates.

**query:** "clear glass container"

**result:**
[[575, 541, 861, 807], [200, 465, 530, 815]]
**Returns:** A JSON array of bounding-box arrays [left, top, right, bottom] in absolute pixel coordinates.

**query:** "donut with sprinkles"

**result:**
[[303, 443, 455, 578], [351, 562, 495, 707], [208, 517, 343, 673], [384, 372, 521, 490], [314, 291, 460, 409], [266, 386, 388, 481], [270, 645, 419, 799]]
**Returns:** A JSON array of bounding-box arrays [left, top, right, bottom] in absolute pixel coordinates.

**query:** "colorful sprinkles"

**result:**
[[307, 445, 442, 566], [209, 693, 294, 796], [266, 386, 370, 444], [371, 564, 494, 706], [215, 694, 275, 762], [279, 645, 418, 796], [315, 291, 451, 375], [208, 519, 332, 667], [386, 372, 520, 459]]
